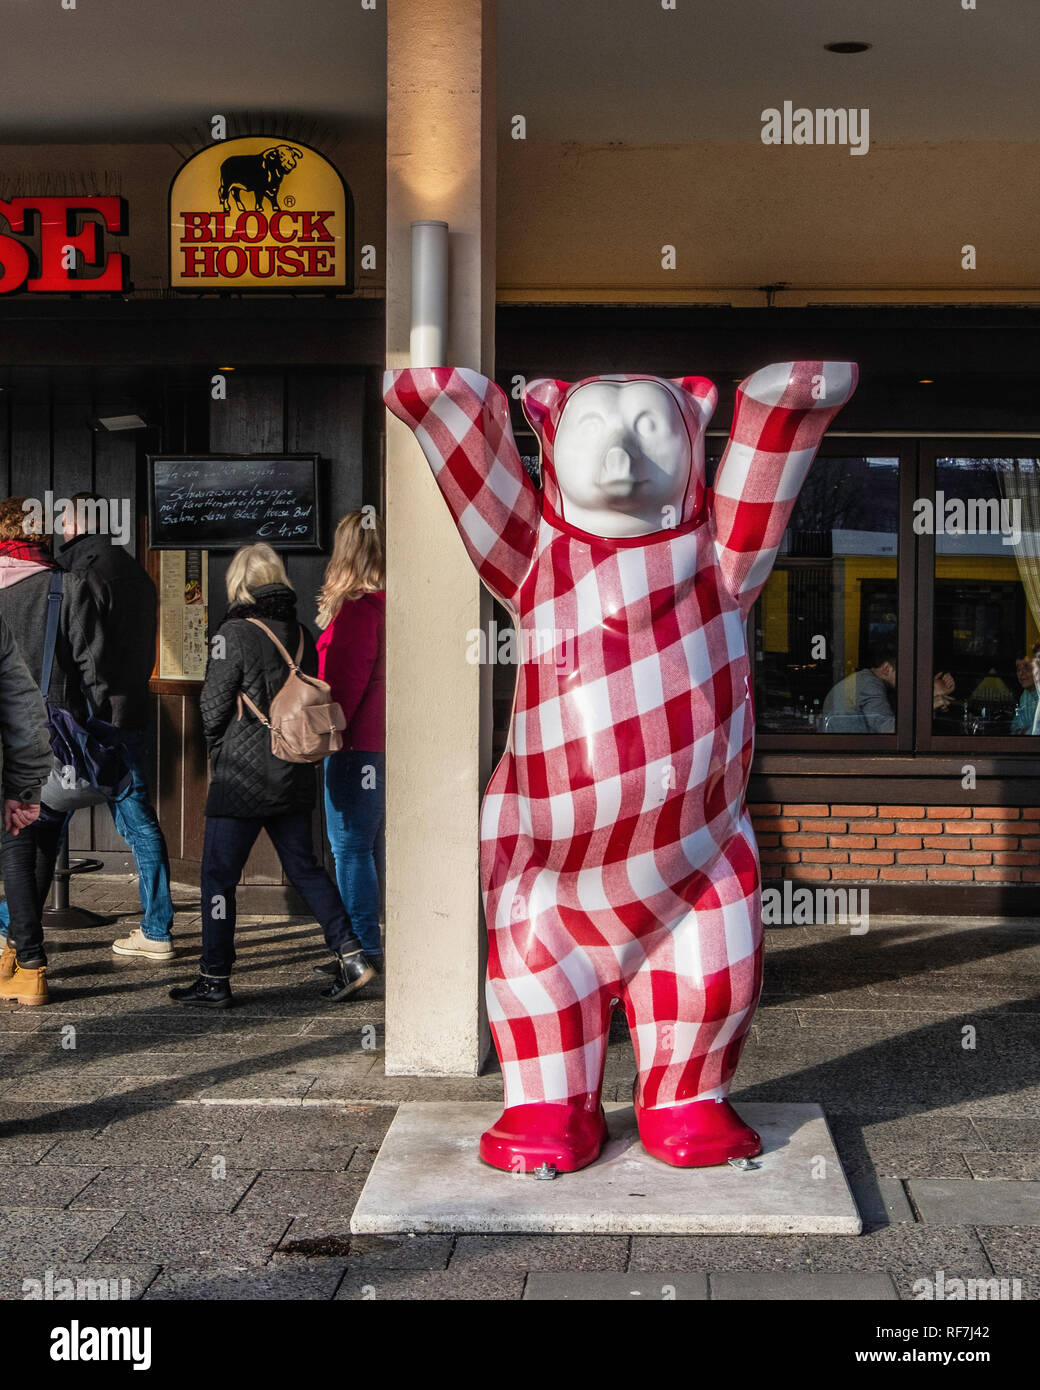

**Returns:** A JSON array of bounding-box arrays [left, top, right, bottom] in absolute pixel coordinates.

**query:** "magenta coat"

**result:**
[[316, 590, 386, 752]]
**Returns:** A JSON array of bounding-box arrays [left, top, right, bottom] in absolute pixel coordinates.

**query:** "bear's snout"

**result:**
[[599, 444, 639, 489]]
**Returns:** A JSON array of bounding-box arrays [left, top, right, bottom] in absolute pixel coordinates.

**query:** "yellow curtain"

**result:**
[[998, 458, 1040, 635]]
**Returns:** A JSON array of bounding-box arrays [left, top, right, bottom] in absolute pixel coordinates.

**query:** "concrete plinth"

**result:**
[[349, 1102, 863, 1236]]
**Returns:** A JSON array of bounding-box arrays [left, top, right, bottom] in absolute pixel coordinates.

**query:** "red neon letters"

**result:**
[[0, 197, 127, 294]]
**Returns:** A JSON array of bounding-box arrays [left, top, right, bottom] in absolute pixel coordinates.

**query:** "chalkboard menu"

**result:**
[[147, 455, 322, 551]]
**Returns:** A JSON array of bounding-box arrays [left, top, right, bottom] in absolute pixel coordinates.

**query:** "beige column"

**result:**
[[383, 0, 496, 1074]]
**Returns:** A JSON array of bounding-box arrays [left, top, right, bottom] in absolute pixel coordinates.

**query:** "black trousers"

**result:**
[[200, 812, 362, 977], [0, 806, 68, 966]]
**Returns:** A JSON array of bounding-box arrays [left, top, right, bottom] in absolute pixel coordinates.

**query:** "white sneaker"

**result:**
[[112, 928, 174, 960]]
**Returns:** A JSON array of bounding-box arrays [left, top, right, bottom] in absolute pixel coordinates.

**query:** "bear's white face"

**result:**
[[551, 380, 692, 538]]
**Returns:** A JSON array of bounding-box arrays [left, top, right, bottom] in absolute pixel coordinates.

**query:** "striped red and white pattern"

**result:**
[[384, 361, 856, 1111]]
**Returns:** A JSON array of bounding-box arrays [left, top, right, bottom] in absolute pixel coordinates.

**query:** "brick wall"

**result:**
[[748, 804, 1040, 885]]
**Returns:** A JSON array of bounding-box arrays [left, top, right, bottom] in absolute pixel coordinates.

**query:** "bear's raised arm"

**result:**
[[710, 360, 858, 618], [383, 367, 541, 607]]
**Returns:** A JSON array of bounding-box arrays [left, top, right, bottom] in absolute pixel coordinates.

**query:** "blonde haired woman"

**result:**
[[170, 543, 375, 1007], [316, 512, 386, 969]]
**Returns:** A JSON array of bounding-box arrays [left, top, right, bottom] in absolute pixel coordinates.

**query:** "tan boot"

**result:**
[[0, 940, 15, 980], [0, 962, 48, 1006]]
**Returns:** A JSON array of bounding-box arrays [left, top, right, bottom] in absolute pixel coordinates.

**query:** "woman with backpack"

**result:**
[[315, 512, 386, 970], [170, 543, 375, 1008]]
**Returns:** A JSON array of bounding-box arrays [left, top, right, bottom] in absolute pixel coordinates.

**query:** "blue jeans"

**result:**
[[324, 750, 385, 962], [200, 812, 362, 977], [0, 731, 174, 944]]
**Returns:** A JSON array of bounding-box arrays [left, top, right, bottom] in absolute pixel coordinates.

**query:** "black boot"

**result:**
[[169, 974, 233, 1009], [321, 949, 375, 1002], [315, 953, 383, 976]]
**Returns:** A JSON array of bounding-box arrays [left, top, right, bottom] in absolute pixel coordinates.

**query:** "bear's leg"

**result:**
[[479, 912, 616, 1174], [625, 831, 764, 1167]]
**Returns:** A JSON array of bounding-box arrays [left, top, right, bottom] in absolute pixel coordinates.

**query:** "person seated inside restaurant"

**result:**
[[821, 646, 955, 732], [1011, 645, 1040, 734]]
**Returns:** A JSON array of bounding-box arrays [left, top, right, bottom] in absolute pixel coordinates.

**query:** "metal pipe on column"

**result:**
[[410, 220, 449, 369]]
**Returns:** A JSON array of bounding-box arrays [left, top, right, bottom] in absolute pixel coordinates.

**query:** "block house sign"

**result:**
[[169, 137, 354, 291], [0, 197, 128, 293]]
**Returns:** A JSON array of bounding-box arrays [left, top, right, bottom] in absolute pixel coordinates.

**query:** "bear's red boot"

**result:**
[[635, 1095, 761, 1168], [479, 1102, 608, 1174]]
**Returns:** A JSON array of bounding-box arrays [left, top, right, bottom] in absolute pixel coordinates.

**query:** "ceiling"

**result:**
[[499, 0, 1040, 143], [0, 0, 1035, 145], [0, 0, 385, 143]]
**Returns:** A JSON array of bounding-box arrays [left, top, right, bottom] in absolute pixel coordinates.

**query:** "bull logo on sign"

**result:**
[[217, 145, 303, 213]]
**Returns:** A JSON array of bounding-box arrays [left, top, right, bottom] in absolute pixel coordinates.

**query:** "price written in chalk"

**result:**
[[148, 455, 322, 551]]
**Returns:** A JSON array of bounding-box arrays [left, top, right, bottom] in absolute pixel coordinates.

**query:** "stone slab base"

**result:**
[[350, 1101, 863, 1236]]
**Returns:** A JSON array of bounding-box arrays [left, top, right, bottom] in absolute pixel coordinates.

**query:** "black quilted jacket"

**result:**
[[200, 583, 319, 819]]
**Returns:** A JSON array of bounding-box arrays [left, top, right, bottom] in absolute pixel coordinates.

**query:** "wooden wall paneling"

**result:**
[[86, 802, 129, 857], [9, 368, 51, 505], [285, 369, 364, 627], [208, 371, 285, 454], [155, 692, 185, 863], [287, 370, 365, 510], [181, 694, 209, 862], [148, 374, 212, 880], [50, 377, 94, 499], [210, 371, 286, 885], [205, 371, 285, 633], [66, 806, 96, 866], [93, 429, 138, 557], [0, 386, 10, 497]]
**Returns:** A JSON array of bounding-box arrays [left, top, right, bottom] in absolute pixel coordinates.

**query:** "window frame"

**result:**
[[915, 438, 1040, 755], [749, 434, 918, 753]]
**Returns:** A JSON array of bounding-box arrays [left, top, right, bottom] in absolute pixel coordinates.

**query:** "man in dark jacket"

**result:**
[[0, 608, 63, 1005], [0, 498, 102, 992], [55, 493, 174, 959]]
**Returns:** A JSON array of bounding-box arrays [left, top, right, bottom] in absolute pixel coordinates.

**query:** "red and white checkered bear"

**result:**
[[384, 359, 857, 1173]]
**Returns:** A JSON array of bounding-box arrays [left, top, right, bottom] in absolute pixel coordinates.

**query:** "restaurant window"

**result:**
[[749, 453, 900, 737], [486, 433, 1040, 761], [925, 451, 1040, 749], [750, 438, 1040, 756]]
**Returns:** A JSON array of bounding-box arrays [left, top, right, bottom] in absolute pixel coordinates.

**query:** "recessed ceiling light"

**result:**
[[824, 41, 872, 54]]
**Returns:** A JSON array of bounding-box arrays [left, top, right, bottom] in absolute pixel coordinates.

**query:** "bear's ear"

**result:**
[[521, 378, 571, 441], [671, 376, 719, 429]]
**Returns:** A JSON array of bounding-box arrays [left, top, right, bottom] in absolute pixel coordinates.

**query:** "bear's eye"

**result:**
[[576, 413, 603, 434], [634, 411, 658, 437]]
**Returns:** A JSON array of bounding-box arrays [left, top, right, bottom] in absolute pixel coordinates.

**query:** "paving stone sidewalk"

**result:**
[[0, 875, 1037, 1300]]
